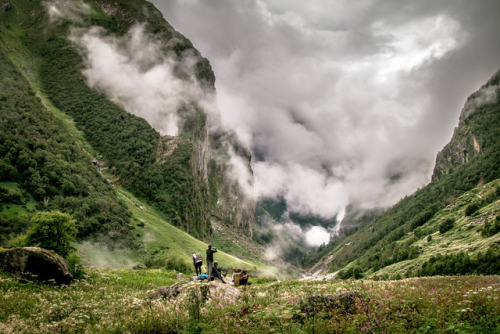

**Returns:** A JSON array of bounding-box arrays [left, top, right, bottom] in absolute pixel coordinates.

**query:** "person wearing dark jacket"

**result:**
[[206, 244, 217, 280], [213, 261, 226, 283]]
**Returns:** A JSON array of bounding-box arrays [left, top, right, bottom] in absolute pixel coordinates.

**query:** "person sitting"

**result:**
[[232, 268, 242, 283], [239, 269, 251, 285], [212, 261, 226, 284]]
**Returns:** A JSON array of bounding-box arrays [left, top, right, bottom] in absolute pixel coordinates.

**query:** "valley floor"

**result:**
[[1, 269, 499, 333]]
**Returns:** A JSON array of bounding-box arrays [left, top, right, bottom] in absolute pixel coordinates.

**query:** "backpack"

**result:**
[[194, 253, 203, 263]]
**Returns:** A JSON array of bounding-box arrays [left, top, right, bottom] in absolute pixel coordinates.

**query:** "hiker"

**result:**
[[206, 244, 217, 280], [239, 269, 251, 285], [192, 252, 203, 276], [232, 268, 242, 283], [212, 261, 226, 284]]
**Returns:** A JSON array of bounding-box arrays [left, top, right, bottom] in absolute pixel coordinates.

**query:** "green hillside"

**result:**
[[77, 184, 268, 275], [0, 28, 135, 246], [0, 0, 251, 246], [0, 0, 257, 252], [313, 71, 500, 278], [337, 179, 500, 280], [0, 0, 264, 273]]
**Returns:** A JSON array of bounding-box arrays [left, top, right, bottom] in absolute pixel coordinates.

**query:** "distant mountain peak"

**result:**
[[432, 70, 500, 182], [459, 70, 500, 122]]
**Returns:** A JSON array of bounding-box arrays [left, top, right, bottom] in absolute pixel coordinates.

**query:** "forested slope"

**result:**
[[0, 43, 134, 246], [0, 0, 254, 247]]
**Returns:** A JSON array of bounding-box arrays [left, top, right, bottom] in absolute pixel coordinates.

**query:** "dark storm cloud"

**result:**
[[150, 0, 500, 219]]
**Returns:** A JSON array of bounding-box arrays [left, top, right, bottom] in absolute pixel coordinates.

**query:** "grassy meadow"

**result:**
[[1, 268, 499, 333]]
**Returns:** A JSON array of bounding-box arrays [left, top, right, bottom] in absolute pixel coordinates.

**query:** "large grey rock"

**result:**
[[0, 247, 73, 285]]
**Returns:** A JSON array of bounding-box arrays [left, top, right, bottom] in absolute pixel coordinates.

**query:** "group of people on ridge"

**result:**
[[192, 244, 250, 285]]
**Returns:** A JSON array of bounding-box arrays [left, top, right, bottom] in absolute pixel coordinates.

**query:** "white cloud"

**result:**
[[151, 0, 492, 222], [77, 0, 499, 224], [305, 226, 330, 247], [369, 15, 461, 81], [45, 0, 91, 24], [69, 25, 214, 136]]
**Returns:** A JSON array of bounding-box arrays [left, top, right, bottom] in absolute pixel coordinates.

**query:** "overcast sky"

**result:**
[[148, 0, 499, 220]]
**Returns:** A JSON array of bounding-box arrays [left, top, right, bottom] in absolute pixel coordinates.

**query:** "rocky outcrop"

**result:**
[[432, 70, 500, 182], [432, 125, 482, 181], [0, 247, 73, 285]]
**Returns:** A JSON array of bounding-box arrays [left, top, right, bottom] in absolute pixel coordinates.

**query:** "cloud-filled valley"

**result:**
[[150, 0, 500, 221], [50, 0, 500, 246]]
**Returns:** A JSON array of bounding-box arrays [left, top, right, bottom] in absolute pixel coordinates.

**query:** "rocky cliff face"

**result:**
[[432, 71, 500, 182], [93, 0, 255, 238]]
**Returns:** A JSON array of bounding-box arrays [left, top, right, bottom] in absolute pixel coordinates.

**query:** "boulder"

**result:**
[[0, 247, 73, 285]]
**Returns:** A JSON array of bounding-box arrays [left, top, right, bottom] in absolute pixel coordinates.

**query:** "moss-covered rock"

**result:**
[[0, 247, 73, 284]]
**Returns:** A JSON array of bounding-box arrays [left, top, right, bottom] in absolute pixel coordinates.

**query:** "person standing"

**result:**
[[192, 252, 203, 276], [206, 244, 217, 280]]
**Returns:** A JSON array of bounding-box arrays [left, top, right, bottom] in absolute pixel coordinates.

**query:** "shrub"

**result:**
[[481, 217, 500, 237], [417, 245, 500, 276], [165, 256, 191, 274], [25, 211, 77, 258], [338, 265, 363, 279], [6, 234, 27, 248], [66, 253, 85, 279], [439, 218, 454, 234], [145, 256, 192, 274], [465, 202, 480, 216]]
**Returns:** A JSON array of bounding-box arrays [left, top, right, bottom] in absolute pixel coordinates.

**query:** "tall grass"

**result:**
[[1, 268, 498, 333]]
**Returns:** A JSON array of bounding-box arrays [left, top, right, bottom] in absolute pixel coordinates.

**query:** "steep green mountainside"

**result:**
[[0, 0, 254, 248], [0, 32, 134, 247], [311, 71, 500, 278]]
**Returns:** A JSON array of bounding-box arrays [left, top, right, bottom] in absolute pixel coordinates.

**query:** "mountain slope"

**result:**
[[0, 0, 254, 248], [311, 70, 500, 278], [76, 184, 269, 273], [0, 28, 135, 246]]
